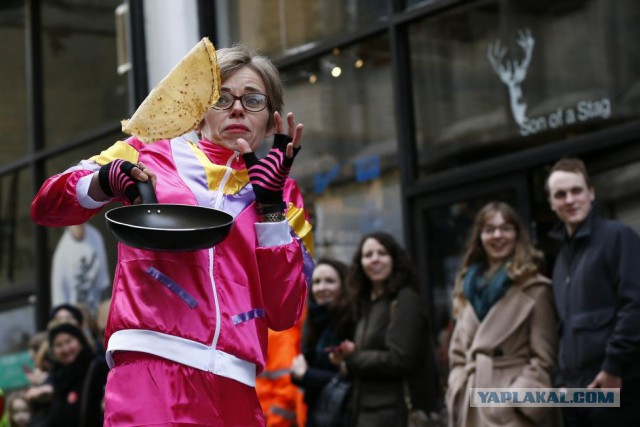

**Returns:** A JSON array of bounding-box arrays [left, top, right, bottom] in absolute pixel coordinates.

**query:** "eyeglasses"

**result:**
[[481, 224, 516, 235], [213, 92, 268, 112]]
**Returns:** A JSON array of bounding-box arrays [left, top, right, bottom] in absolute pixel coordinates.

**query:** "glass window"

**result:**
[[224, 0, 387, 57], [312, 172, 403, 263], [279, 35, 403, 259], [44, 134, 123, 289], [0, 1, 28, 165], [409, 0, 640, 177], [0, 168, 36, 292], [42, 0, 128, 148], [0, 305, 35, 355], [592, 160, 640, 234]]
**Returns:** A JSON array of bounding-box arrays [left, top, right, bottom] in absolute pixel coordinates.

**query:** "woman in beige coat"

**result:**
[[446, 202, 557, 427]]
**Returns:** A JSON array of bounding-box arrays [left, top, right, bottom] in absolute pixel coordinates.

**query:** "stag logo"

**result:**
[[488, 29, 611, 136]]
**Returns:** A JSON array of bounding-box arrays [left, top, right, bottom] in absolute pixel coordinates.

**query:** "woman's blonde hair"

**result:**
[[451, 201, 543, 319]]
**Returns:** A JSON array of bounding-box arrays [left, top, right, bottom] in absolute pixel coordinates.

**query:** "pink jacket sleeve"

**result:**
[[255, 179, 313, 331], [31, 170, 103, 227]]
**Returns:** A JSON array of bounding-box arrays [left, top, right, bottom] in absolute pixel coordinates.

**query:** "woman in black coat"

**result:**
[[291, 257, 354, 426], [46, 322, 108, 427], [330, 231, 436, 427]]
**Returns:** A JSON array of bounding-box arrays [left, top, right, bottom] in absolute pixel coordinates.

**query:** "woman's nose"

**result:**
[[229, 98, 245, 114]]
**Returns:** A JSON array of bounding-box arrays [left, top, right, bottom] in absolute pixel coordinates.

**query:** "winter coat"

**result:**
[[346, 287, 426, 427], [47, 348, 109, 427], [293, 301, 352, 426], [549, 209, 640, 387], [446, 274, 557, 427]]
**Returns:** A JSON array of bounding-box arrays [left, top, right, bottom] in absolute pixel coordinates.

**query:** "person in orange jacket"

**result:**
[[256, 317, 306, 427]]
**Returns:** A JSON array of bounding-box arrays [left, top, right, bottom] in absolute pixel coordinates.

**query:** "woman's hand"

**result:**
[[237, 112, 304, 207], [274, 111, 304, 159], [290, 354, 308, 380], [90, 161, 157, 203], [328, 340, 356, 366]]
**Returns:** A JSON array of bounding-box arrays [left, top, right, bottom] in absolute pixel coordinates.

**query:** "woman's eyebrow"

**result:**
[[220, 85, 263, 93]]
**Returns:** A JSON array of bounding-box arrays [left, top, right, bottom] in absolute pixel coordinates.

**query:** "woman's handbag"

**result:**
[[311, 375, 351, 427]]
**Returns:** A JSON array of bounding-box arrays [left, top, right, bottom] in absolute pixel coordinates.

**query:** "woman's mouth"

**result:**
[[225, 124, 249, 133]]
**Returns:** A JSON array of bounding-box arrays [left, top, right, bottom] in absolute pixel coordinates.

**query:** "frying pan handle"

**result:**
[[136, 180, 158, 204]]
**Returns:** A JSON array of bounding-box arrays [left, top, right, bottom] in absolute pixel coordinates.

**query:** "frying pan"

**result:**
[[105, 181, 234, 251]]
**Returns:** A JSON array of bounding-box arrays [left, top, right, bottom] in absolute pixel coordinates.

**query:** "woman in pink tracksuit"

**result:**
[[31, 44, 314, 426]]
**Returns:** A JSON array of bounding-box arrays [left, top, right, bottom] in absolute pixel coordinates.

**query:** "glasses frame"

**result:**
[[212, 92, 269, 113], [481, 224, 517, 235]]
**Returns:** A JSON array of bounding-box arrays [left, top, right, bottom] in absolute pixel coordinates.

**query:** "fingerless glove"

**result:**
[[242, 134, 300, 205], [98, 159, 139, 203]]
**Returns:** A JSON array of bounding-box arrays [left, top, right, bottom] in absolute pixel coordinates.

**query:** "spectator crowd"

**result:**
[[1, 157, 639, 427]]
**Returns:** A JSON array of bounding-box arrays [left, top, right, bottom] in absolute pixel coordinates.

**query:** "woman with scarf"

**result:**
[[446, 201, 557, 427], [291, 258, 354, 426]]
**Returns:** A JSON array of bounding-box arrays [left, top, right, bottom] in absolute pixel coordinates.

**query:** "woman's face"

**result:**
[[361, 238, 393, 287], [52, 332, 82, 366], [311, 264, 342, 305], [199, 67, 273, 152], [480, 212, 517, 267], [10, 397, 31, 426]]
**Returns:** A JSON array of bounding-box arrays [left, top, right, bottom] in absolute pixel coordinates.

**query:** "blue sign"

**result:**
[[354, 155, 381, 182]]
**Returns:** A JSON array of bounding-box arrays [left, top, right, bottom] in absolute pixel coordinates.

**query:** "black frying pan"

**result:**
[[105, 181, 234, 252]]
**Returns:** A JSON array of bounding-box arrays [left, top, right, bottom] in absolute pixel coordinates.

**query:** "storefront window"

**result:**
[[42, 0, 128, 148], [0, 168, 36, 292], [592, 160, 640, 234], [44, 134, 123, 284], [280, 35, 402, 260], [409, 0, 640, 177], [224, 0, 387, 57], [0, 305, 35, 354], [0, 1, 28, 165]]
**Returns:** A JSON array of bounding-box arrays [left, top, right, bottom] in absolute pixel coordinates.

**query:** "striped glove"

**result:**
[[98, 159, 139, 203], [242, 134, 300, 206]]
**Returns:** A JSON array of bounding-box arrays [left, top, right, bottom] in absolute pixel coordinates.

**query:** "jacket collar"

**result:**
[[197, 139, 246, 170], [548, 205, 598, 242], [467, 274, 550, 351]]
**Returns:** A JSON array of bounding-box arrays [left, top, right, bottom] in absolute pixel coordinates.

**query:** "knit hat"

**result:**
[[48, 322, 90, 349], [49, 303, 84, 326]]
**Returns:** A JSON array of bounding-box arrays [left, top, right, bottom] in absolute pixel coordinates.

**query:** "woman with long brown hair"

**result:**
[[447, 201, 557, 427], [330, 231, 437, 427]]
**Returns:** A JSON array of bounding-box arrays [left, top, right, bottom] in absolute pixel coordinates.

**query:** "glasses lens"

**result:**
[[482, 225, 516, 235], [214, 93, 233, 109], [242, 93, 267, 112]]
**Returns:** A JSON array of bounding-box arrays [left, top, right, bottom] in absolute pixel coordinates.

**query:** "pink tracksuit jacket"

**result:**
[[31, 131, 313, 392]]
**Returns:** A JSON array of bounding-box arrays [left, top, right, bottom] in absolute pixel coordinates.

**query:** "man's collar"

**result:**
[[548, 205, 597, 242]]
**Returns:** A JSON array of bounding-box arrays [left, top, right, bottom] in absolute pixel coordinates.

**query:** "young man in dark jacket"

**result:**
[[546, 157, 640, 427]]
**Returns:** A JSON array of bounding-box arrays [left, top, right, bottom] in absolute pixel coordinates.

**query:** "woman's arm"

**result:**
[[255, 180, 312, 331], [345, 288, 425, 379], [510, 282, 558, 422]]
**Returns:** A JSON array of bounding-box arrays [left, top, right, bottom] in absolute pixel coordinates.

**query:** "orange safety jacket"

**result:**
[[256, 317, 306, 427]]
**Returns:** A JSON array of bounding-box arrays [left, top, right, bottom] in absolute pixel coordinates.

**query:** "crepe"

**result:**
[[121, 37, 221, 143]]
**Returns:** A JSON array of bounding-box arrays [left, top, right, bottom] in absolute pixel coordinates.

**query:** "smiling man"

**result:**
[[546, 157, 640, 426]]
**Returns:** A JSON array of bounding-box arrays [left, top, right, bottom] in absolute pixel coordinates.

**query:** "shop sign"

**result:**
[[488, 29, 611, 136]]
